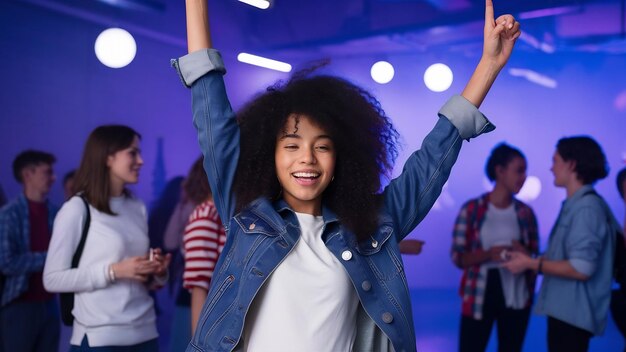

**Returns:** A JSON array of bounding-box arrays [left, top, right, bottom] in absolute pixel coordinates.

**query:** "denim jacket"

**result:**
[[534, 185, 621, 335], [173, 49, 493, 352]]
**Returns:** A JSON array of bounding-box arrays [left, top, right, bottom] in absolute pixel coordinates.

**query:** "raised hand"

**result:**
[[482, 0, 521, 69], [461, 0, 521, 108]]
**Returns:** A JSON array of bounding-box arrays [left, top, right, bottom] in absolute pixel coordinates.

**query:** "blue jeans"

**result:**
[[0, 299, 60, 352], [69, 337, 158, 352]]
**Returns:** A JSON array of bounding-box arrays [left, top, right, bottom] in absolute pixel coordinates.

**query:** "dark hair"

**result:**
[[73, 125, 141, 214], [556, 136, 608, 185], [148, 176, 184, 249], [233, 74, 400, 240], [63, 170, 76, 186], [184, 156, 212, 205], [12, 150, 56, 183], [617, 167, 626, 199], [485, 143, 525, 182]]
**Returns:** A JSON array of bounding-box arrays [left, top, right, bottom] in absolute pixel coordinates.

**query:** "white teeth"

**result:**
[[292, 172, 320, 178]]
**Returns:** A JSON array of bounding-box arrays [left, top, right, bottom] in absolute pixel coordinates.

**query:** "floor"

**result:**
[[58, 287, 624, 351]]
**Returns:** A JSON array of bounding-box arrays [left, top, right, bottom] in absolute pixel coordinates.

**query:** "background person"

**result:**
[[0, 150, 59, 352], [503, 136, 621, 352], [451, 143, 539, 352], [43, 125, 171, 351]]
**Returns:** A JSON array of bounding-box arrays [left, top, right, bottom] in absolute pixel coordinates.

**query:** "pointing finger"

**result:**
[[485, 0, 495, 26]]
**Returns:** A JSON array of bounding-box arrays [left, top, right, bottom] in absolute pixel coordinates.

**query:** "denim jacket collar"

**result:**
[[234, 197, 341, 237], [272, 198, 340, 226], [563, 184, 594, 209]]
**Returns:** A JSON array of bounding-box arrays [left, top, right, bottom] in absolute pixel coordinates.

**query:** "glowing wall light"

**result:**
[[517, 176, 542, 202], [424, 63, 453, 92], [238, 0, 270, 9], [370, 61, 395, 84], [237, 53, 291, 72], [508, 68, 557, 89], [94, 28, 136, 69]]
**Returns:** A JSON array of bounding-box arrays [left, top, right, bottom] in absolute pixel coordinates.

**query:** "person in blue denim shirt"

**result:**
[[504, 136, 622, 352], [173, 0, 520, 351], [612, 167, 626, 352], [0, 150, 59, 352]]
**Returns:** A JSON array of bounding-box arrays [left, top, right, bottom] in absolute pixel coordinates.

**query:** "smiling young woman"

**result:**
[[173, 0, 521, 350], [43, 125, 171, 351]]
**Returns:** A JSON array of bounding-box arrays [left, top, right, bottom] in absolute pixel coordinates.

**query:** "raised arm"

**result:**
[[173, 0, 239, 223], [186, 0, 212, 52], [383, 0, 519, 240], [462, 0, 520, 108]]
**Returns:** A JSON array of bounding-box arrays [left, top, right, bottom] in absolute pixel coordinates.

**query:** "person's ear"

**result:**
[[21, 167, 33, 183], [495, 164, 505, 178], [567, 160, 577, 172]]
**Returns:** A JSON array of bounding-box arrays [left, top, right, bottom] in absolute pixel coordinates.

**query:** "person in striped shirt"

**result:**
[[182, 157, 227, 334]]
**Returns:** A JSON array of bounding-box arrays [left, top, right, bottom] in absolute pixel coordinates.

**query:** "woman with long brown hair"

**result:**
[[44, 125, 170, 351]]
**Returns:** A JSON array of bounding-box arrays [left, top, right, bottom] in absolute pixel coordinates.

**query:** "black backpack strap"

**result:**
[[71, 196, 91, 268]]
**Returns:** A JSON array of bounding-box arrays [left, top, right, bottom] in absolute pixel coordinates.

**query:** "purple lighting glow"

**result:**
[[518, 6, 580, 20]]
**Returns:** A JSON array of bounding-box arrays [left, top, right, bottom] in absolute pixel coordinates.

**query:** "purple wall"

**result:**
[[2, 1, 625, 289]]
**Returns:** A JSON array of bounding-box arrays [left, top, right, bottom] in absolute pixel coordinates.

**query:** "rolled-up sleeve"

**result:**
[[171, 49, 226, 88], [566, 206, 607, 277], [438, 95, 495, 140]]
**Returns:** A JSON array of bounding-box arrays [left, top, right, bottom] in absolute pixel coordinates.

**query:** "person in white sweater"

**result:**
[[44, 125, 171, 351]]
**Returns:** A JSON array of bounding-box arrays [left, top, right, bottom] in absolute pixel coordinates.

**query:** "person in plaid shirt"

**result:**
[[0, 150, 59, 352], [451, 143, 539, 352]]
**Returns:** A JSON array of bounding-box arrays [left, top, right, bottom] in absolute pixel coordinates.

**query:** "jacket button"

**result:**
[[382, 312, 393, 324], [249, 223, 256, 230], [361, 281, 371, 291], [371, 240, 378, 248], [341, 250, 352, 261]]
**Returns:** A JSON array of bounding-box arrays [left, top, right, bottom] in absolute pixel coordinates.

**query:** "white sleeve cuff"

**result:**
[[171, 49, 226, 88], [438, 95, 495, 140], [90, 264, 110, 289]]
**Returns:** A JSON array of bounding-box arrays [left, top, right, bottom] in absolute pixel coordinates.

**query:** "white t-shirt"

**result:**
[[480, 202, 528, 309], [243, 212, 358, 352], [43, 196, 157, 347]]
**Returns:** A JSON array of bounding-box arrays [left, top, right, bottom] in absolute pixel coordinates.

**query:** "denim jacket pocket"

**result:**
[[358, 226, 404, 282], [234, 212, 281, 237], [355, 225, 394, 256]]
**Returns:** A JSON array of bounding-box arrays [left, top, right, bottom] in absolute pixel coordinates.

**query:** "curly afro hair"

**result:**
[[233, 73, 400, 240]]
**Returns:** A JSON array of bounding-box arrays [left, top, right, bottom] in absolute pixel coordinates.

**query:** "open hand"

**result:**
[[488, 245, 512, 263], [111, 256, 159, 282], [483, 0, 521, 69], [501, 251, 532, 274], [399, 239, 425, 255]]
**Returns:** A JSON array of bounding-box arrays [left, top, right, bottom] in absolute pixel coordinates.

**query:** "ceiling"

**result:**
[[14, 0, 626, 59]]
